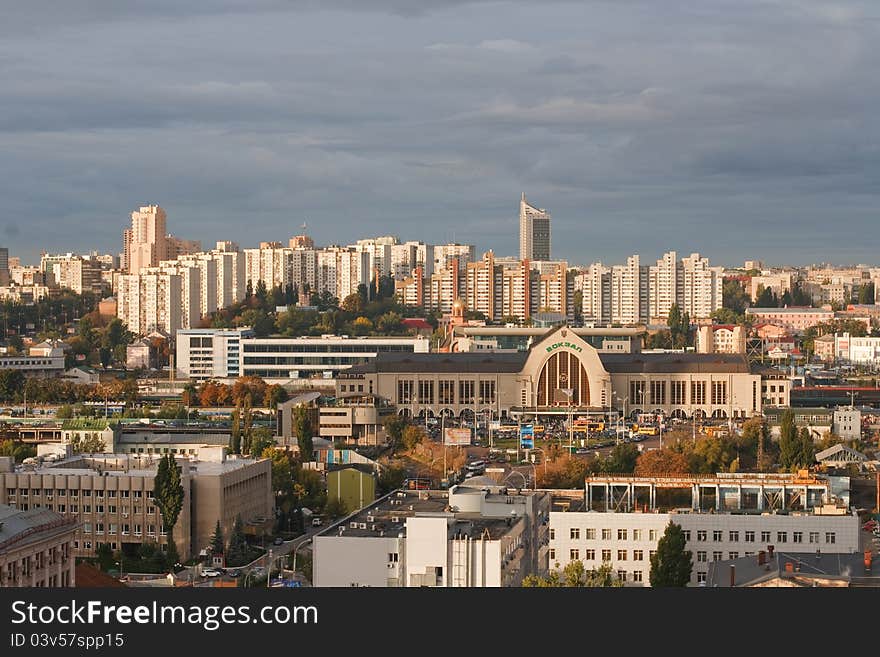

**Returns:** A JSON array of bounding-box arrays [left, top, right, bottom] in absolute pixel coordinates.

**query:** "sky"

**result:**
[[2, 0, 879, 268]]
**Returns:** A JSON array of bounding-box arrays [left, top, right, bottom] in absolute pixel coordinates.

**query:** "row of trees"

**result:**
[[205, 276, 433, 340], [183, 376, 289, 409], [0, 370, 139, 404]]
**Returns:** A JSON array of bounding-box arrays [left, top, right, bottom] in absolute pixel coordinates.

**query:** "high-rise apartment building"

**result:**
[[391, 242, 434, 281], [519, 193, 551, 261], [610, 255, 649, 325], [681, 253, 723, 319], [427, 261, 462, 315], [585, 251, 723, 326], [40, 253, 106, 295], [0, 247, 9, 286], [648, 250, 681, 322], [165, 235, 202, 260], [579, 263, 612, 325], [352, 236, 397, 280], [433, 243, 475, 273], [125, 205, 168, 274], [395, 266, 425, 308]]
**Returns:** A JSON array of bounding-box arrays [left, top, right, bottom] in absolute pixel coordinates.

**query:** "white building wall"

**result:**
[[405, 516, 451, 587], [549, 510, 859, 587], [313, 535, 403, 587]]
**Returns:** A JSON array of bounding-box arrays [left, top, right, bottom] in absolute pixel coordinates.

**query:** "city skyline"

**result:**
[[2, 2, 879, 266]]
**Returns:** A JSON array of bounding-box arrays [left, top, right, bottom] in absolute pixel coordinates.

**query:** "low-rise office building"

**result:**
[[0, 445, 271, 561], [175, 329, 429, 383], [319, 397, 395, 446], [548, 472, 857, 586], [0, 501, 77, 587], [313, 483, 549, 587]]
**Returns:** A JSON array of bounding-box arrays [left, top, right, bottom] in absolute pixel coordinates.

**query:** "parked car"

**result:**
[[202, 568, 221, 577], [273, 537, 284, 545], [227, 569, 240, 578]]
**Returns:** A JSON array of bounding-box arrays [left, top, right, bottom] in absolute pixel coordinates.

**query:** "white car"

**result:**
[[202, 568, 221, 577]]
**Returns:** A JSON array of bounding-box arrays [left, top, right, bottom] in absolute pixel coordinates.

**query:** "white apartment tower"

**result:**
[[519, 193, 551, 262], [391, 242, 434, 281], [610, 255, 649, 325], [434, 244, 475, 273], [681, 253, 723, 319], [126, 205, 168, 274], [580, 263, 612, 325], [648, 250, 681, 322]]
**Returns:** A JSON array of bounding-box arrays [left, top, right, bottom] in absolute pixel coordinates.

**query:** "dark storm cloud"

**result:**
[[1, 0, 879, 266]]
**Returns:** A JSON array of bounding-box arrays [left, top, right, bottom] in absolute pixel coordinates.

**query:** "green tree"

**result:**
[[522, 561, 622, 587], [375, 311, 403, 334], [377, 465, 407, 495], [96, 543, 115, 571], [778, 409, 800, 471], [351, 316, 373, 335], [293, 405, 314, 459], [341, 293, 363, 315], [711, 307, 745, 325], [226, 515, 249, 567], [210, 519, 224, 556], [797, 427, 816, 469], [248, 426, 275, 457], [384, 415, 407, 452], [649, 521, 693, 587], [858, 282, 875, 305], [230, 407, 241, 454], [324, 496, 348, 519], [0, 369, 25, 401], [601, 443, 639, 474], [70, 433, 107, 454], [154, 454, 184, 566], [55, 404, 74, 419], [238, 309, 274, 337], [402, 425, 425, 451], [755, 284, 779, 307], [722, 279, 750, 314]]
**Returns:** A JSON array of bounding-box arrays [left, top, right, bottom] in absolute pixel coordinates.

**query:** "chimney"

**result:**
[[728, 565, 735, 587], [758, 550, 766, 565], [784, 562, 794, 573], [865, 550, 873, 572], [767, 544, 775, 558]]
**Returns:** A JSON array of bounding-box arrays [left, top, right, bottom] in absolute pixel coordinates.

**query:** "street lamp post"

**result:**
[[531, 446, 548, 481]]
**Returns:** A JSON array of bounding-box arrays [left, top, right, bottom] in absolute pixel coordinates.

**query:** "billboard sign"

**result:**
[[520, 424, 534, 450], [444, 427, 472, 446]]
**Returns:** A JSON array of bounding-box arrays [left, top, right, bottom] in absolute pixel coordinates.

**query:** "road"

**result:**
[[179, 524, 324, 586]]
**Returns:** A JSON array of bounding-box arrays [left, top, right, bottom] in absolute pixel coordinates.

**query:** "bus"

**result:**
[[404, 477, 433, 490], [573, 419, 604, 432], [637, 426, 659, 436]]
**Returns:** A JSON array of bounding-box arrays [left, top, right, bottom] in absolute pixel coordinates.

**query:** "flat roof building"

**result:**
[[548, 472, 857, 586], [313, 483, 550, 587], [0, 445, 271, 561], [0, 501, 77, 587], [339, 325, 766, 423]]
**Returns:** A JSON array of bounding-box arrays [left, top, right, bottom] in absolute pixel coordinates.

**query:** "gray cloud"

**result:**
[[1, 0, 879, 267]]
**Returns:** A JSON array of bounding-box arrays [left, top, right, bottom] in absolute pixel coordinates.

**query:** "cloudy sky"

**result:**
[[2, 0, 879, 267]]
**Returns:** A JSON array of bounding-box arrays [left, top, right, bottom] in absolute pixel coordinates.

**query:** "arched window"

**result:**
[[536, 352, 590, 406]]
